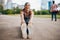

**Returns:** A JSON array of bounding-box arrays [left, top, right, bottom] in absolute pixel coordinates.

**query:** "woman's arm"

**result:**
[[20, 11, 25, 25], [29, 10, 34, 23]]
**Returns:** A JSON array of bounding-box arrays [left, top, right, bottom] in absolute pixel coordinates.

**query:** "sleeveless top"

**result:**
[[23, 9, 31, 25]]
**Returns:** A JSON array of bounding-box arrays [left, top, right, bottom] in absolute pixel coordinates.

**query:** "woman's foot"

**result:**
[[27, 35, 32, 39]]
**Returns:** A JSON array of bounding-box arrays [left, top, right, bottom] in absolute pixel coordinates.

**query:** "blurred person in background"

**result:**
[[50, 1, 58, 21]]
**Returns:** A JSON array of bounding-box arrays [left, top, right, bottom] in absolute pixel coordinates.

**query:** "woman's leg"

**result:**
[[27, 23, 32, 38], [21, 23, 27, 39]]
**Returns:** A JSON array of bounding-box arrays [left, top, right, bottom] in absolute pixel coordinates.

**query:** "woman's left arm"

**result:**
[[29, 10, 34, 23]]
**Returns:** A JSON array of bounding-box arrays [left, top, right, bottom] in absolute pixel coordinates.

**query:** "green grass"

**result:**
[[34, 15, 60, 19], [34, 15, 51, 18], [7, 14, 60, 19]]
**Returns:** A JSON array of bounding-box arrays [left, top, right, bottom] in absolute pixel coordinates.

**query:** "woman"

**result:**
[[20, 2, 34, 39]]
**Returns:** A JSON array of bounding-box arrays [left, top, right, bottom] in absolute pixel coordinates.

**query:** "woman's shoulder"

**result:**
[[29, 9, 34, 14], [29, 9, 34, 13], [29, 9, 33, 11]]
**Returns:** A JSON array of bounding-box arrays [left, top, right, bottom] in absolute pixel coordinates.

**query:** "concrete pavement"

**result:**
[[0, 15, 60, 40]]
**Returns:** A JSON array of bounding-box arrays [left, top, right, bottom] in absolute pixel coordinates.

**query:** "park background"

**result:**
[[0, 0, 60, 40], [0, 0, 60, 19]]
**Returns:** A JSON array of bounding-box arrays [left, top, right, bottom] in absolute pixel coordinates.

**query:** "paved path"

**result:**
[[0, 15, 60, 40]]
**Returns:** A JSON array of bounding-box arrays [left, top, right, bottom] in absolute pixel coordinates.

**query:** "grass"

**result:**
[[34, 15, 51, 18], [7, 14, 60, 19], [34, 15, 60, 19]]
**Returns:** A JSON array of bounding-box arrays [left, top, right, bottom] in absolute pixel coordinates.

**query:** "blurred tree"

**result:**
[[0, 4, 3, 13], [15, 7, 21, 14], [2, 9, 14, 14], [33, 9, 37, 15], [36, 10, 41, 15], [41, 10, 50, 15]]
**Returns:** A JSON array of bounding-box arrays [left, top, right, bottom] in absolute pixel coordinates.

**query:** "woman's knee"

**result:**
[[21, 22, 26, 25], [21, 23, 26, 28], [28, 23, 32, 27]]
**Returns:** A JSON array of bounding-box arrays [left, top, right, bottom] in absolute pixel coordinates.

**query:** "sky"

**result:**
[[55, 0, 60, 4], [12, 0, 41, 10], [5, 0, 60, 10]]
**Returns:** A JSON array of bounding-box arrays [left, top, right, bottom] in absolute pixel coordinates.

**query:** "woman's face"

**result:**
[[25, 3, 30, 9]]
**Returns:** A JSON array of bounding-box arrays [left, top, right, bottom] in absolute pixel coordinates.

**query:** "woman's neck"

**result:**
[[24, 8, 30, 13]]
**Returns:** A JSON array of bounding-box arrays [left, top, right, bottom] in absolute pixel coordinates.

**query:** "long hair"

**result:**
[[22, 2, 31, 15], [24, 2, 30, 7], [22, 2, 29, 11]]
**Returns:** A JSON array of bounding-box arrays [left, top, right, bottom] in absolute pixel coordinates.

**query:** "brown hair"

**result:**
[[22, 2, 31, 15], [24, 2, 30, 6]]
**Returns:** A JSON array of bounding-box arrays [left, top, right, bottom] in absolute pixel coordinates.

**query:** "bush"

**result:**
[[33, 9, 50, 15], [41, 10, 50, 15], [12, 7, 21, 14], [2, 9, 14, 14], [0, 5, 3, 13], [15, 9, 21, 14], [58, 11, 60, 15], [7, 9, 14, 14], [33, 9, 37, 15], [36, 10, 41, 15]]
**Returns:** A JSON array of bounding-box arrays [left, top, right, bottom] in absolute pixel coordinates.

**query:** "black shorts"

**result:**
[[24, 18, 30, 26]]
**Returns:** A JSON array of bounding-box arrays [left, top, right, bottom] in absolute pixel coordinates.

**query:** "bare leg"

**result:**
[[21, 23, 27, 39], [27, 23, 32, 39]]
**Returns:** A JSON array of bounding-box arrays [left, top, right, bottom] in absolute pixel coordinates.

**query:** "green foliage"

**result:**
[[36, 10, 41, 15], [0, 5, 3, 13], [33, 9, 50, 15], [1, 6, 51, 15], [41, 10, 50, 15], [2, 7, 21, 14], [2, 9, 14, 14], [33, 9, 37, 15], [58, 11, 60, 15], [15, 7, 21, 14], [7, 9, 14, 14]]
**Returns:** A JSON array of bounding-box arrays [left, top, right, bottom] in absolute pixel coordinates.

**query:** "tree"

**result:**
[[36, 10, 41, 15], [41, 10, 50, 15], [15, 7, 21, 14], [33, 9, 37, 15], [0, 4, 3, 13]]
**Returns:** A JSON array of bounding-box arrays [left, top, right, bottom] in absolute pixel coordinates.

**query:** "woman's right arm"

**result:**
[[20, 11, 25, 25]]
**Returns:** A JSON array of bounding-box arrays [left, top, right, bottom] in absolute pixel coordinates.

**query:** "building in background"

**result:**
[[4, 0, 24, 10], [5, 0, 12, 9], [58, 3, 60, 7], [57, 3, 60, 10], [41, 0, 54, 10], [11, 3, 18, 8], [11, 3, 24, 9], [1, 0, 59, 10], [48, 1, 52, 10], [0, 0, 5, 9], [48, 0, 54, 10], [17, 5, 24, 9], [41, 0, 48, 10]]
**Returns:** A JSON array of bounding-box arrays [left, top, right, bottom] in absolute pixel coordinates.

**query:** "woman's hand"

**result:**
[[29, 21, 32, 24], [28, 10, 34, 24], [21, 20, 25, 25]]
